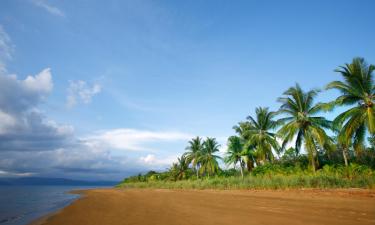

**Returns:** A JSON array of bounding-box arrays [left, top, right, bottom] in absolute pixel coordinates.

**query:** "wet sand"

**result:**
[[33, 188, 375, 225]]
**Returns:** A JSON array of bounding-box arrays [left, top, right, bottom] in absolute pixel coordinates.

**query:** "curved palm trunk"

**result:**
[[196, 164, 199, 179]]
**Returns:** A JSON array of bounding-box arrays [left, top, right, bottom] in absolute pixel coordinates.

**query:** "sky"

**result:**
[[0, 0, 374, 181]]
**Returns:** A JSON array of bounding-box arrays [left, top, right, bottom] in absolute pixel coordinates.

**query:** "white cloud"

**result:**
[[139, 154, 178, 168], [23, 68, 53, 93], [0, 69, 73, 151], [66, 80, 101, 108], [31, 0, 65, 17], [0, 110, 16, 134], [83, 128, 192, 151], [0, 26, 70, 152]]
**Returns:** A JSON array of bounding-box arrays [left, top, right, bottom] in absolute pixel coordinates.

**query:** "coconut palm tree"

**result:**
[[169, 155, 189, 181], [244, 107, 281, 164], [326, 57, 375, 153], [241, 147, 256, 172], [199, 137, 221, 178], [332, 124, 350, 166], [233, 122, 256, 170], [277, 84, 333, 171], [224, 136, 245, 178], [183, 136, 203, 178]]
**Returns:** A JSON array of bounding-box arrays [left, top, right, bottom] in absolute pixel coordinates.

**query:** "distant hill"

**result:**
[[0, 177, 118, 186]]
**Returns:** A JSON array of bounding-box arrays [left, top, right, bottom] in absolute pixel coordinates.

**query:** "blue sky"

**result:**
[[0, 0, 374, 180]]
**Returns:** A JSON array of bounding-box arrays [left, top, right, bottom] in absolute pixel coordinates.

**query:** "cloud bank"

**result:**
[[0, 68, 191, 179], [0, 69, 191, 179], [0, 25, 194, 180], [0, 69, 74, 152]]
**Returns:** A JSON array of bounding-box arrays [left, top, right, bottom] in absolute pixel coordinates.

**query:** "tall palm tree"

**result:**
[[199, 137, 221, 178], [183, 136, 203, 178], [245, 107, 280, 164], [277, 84, 332, 171], [326, 57, 375, 153], [224, 136, 245, 178]]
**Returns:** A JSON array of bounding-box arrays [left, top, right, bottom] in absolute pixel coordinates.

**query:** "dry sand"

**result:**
[[32, 188, 375, 225]]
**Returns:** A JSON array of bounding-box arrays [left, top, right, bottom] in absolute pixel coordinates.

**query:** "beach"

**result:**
[[32, 188, 375, 225]]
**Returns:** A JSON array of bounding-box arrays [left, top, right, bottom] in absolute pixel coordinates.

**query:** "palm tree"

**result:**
[[333, 125, 350, 166], [277, 84, 333, 171], [233, 122, 256, 170], [183, 136, 203, 178], [244, 107, 280, 164], [169, 155, 189, 181], [224, 136, 245, 178], [199, 137, 221, 178], [241, 147, 256, 172], [326, 57, 375, 153]]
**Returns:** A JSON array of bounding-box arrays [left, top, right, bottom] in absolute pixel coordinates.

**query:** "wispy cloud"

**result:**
[[66, 80, 101, 108], [0, 170, 34, 177], [105, 86, 162, 112], [139, 154, 179, 168], [0, 25, 14, 73], [31, 0, 65, 17], [82, 129, 192, 151]]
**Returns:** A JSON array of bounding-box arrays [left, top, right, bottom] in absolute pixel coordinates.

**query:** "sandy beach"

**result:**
[[31, 188, 375, 225]]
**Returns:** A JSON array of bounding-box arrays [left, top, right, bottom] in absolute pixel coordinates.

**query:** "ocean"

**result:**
[[0, 185, 103, 225]]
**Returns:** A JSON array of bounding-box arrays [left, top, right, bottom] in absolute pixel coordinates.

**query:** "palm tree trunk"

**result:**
[[342, 147, 348, 167], [246, 158, 254, 172], [311, 157, 316, 172], [239, 160, 244, 179], [196, 165, 199, 179]]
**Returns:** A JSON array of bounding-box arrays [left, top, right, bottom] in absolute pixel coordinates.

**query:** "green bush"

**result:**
[[119, 162, 375, 190]]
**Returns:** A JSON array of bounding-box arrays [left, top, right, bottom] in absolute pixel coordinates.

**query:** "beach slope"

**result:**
[[34, 189, 375, 225]]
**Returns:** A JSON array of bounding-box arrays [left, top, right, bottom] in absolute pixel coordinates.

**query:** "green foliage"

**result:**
[[120, 57, 375, 190], [327, 57, 375, 151], [118, 168, 375, 189], [224, 136, 245, 177], [233, 107, 280, 166], [183, 136, 203, 178], [277, 84, 333, 171], [120, 163, 375, 189], [198, 137, 221, 177]]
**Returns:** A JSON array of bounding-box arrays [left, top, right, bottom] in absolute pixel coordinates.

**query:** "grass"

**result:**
[[117, 173, 375, 190], [118, 164, 375, 190]]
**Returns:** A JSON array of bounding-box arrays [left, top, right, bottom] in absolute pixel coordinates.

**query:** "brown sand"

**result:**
[[33, 188, 375, 225]]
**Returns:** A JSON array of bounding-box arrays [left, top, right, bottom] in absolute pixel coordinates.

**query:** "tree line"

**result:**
[[125, 57, 375, 182]]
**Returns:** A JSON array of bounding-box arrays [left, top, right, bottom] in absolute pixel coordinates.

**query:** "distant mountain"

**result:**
[[0, 177, 119, 186]]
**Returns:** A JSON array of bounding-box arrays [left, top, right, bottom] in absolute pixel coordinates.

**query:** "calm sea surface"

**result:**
[[0, 185, 104, 225]]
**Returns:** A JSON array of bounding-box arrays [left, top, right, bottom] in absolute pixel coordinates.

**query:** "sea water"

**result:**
[[0, 185, 100, 225]]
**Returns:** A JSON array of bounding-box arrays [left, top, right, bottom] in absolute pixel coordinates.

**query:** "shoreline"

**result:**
[[28, 189, 88, 225], [29, 188, 375, 225]]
